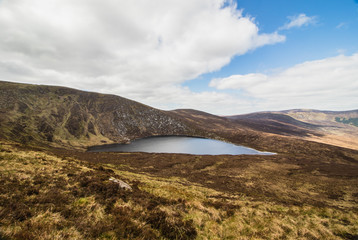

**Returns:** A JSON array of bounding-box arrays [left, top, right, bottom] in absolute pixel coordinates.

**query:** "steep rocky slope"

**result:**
[[0, 81, 201, 149]]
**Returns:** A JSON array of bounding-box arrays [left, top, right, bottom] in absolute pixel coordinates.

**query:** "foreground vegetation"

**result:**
[[1, 140, 357, 240]]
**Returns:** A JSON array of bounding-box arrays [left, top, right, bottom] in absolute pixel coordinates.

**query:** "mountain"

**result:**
[[226, 112, 320, 137], [282, 109, 358, 126], [0, 81, 205, 149], [1, 80, 357, 150], [1, 81, 358, 239], [226, 109, 358, 150]]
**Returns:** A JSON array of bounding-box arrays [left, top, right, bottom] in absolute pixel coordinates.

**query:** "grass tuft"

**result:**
[[0, 140, 357, 239]]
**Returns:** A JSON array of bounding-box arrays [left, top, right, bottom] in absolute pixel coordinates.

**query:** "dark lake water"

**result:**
[[88, 136, 274, 155]]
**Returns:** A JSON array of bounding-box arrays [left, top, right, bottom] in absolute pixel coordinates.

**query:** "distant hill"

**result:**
[[226, 109, 358, 150], [281, 109, 358, 126], [226, 112, 320, 137]]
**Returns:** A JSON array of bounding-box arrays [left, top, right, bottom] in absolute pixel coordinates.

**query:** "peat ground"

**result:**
[[52, 139, 358, 210], [1, 135, 358, 239]]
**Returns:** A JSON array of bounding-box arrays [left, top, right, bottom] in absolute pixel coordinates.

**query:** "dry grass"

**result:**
[[0, 140, 357, 239], [0, 140, 196, 239], [107, 167, 358, 240]]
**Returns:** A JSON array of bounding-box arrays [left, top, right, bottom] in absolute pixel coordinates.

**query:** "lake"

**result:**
[[88, 136, 274, 155]]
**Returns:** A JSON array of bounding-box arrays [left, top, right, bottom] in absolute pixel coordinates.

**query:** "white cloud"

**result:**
[[210, 53, 358, 112], [0, 0, 285, 115], [280, 13, 317, 30], [210, 73, 267, 90]]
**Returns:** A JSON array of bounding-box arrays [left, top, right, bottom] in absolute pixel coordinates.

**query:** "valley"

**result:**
[[0, 81, 358, 240]]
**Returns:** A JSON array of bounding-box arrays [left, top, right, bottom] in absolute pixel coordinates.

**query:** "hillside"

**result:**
[[0, 81, 204, 149], [282, 109, 358, 150], [226, 112, 320, 137], [2, 138, 358, 239], [226, 110, 358, 150], [1, 81, 357, 151], [283, 109, 358, 125], [1, 81, 358, 239]]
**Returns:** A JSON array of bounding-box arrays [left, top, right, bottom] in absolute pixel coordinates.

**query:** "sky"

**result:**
[[0, 0, 357, 115]]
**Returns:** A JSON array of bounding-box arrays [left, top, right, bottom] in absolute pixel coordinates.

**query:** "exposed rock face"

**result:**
[[0, 81, 198, 149]]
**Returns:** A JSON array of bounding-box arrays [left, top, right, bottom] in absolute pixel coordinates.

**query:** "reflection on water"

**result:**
[[88, 136, 275, 155]]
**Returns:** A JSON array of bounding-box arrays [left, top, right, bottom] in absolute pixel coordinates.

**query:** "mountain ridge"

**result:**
[[1, 80, 357, 150], [226, 109, 358, 150], [0, 81, 208, 149], [1, 81, 358, 239]]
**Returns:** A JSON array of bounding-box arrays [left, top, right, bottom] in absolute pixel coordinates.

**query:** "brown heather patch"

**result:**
[[0, 139, 358, 239], [53, 142, 358, 210], [49, 138, 358, 239], [0, 140, 197, 240], [1, 81, 358, 240]]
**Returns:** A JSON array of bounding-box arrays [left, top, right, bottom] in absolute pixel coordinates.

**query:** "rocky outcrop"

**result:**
[[0, 81, 200, 149], [109, 177, 132, 190]]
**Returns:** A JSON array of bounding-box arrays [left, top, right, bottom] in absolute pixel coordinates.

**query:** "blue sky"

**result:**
[[186, 0, 358, 92], [0, 0, 357, 114]]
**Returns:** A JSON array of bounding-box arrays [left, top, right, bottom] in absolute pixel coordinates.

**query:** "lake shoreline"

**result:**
[[87, 135, 275, 155]]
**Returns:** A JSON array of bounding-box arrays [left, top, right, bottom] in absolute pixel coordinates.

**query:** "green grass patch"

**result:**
[[335, 117, 358, 127]]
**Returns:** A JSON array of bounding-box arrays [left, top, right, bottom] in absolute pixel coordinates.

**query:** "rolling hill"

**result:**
[[226, 109, 358, 150], [1, 80, 358, 239], [1, 81, 357, 151]]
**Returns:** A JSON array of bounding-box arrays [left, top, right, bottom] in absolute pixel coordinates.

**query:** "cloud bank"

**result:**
[[0, 0, 284, 114], [2, 1, 351, 115], [210, 53, 358, 112]]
